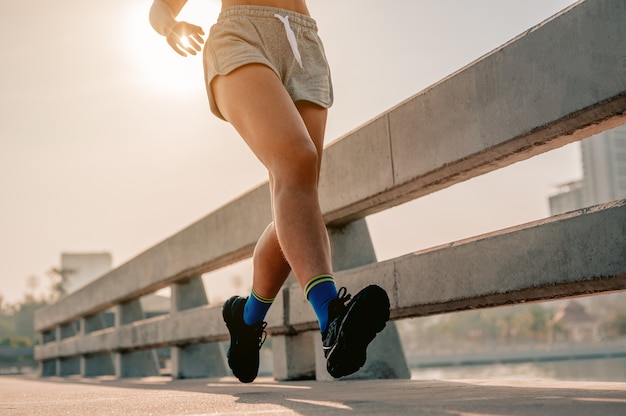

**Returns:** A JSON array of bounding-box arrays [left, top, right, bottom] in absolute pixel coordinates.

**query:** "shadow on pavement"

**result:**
[[10, 374, 625, 416]]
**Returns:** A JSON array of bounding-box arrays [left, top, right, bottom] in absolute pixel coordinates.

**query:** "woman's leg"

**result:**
[[212, 64, 332, 297], [215, 64, 390, 382]]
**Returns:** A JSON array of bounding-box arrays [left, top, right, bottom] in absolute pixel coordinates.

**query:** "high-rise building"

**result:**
[[580, 124, 626, 206], [549, 124, 626, 215], [548, 180, 584, 216]]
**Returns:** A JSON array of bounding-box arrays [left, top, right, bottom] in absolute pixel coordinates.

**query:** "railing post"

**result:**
[[115, 300, 160, 378], [81, 312, 116, 377], [271, 284, 316, 380], [272, 323, 317, 381], [113, 351, 122, 379], [273, 218, 411, 381], [38, 329, 57, 377], [170, 276, 228, 379], [79, 318, 86, 377], [82, 314, 116, 377], [314, 218, 410, 380], [54, 326, 62, 377]]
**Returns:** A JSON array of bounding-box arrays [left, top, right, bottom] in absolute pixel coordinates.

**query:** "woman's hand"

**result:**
[[166, 21, 205, 57]]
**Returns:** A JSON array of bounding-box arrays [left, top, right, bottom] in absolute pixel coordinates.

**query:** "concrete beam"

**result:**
[[35, 185, 272, 332], [35, 200, 626, 361], [319, 0, 626, 223], [350, 200, 626, 320]]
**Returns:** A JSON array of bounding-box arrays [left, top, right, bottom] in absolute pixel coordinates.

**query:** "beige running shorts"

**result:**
[[203, 5, 334, 120]]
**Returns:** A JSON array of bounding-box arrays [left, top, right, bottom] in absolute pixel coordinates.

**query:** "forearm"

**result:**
[[149, 0, 186, 36]]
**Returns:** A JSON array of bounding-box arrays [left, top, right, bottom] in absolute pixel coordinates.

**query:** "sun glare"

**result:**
[[125, 1, 220, 94], [179, 35, 191, 49]]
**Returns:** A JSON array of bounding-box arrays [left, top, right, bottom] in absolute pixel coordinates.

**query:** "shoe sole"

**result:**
[[326, 285, 390, 378]]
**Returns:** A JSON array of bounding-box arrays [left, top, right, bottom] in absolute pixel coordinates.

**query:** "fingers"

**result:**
[[167, 22, 205, 57], [166, 36, 189, 57], [185, 34, 203, 53], [189, 31, 205, 47]]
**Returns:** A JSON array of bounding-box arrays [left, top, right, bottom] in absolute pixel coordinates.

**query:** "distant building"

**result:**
[[55, 252, 169, 340], [59, 252, 169, 317], [548, 180, 584, 216], [551, 300, 599, 342], [581, 125, 626, 205], [549, 124, 626, 215]]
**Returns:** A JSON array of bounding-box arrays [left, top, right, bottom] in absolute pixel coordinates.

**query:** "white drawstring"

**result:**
[[274, 14, 303, 69]]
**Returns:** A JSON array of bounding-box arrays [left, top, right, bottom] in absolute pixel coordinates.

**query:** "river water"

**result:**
[[411, 357, 626, 382]]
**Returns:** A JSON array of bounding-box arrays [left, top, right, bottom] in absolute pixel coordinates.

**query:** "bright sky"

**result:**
[[0, 0, 580, 304]]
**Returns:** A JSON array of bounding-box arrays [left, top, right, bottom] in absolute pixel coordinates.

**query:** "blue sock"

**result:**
[[305, 275, 338, 333], [243, 288, 274, 326]]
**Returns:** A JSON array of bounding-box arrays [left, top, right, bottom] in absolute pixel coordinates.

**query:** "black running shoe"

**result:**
[[222, 296, 267, 383], [322, 285, 390, 378]]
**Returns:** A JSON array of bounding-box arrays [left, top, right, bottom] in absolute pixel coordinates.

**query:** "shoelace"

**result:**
[[328, 287, 352, 318], [323, 287, 353, 344], [336, 287, 352, 306], [256, 321, 268, 349]]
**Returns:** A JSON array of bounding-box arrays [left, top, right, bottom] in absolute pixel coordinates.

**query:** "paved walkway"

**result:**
[[1, 374, 625, 415]]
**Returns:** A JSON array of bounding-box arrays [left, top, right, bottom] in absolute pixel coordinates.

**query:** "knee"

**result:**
[[273, 141, 320, 187]]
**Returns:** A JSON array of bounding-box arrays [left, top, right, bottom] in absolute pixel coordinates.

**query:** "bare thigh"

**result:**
[[211, 64, 326, 179]]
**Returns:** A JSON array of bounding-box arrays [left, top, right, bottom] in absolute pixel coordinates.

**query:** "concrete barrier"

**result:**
[[34, 0, 626, 381]]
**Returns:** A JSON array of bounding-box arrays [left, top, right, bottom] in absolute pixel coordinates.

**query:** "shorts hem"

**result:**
[[205, 60, 281, 121]]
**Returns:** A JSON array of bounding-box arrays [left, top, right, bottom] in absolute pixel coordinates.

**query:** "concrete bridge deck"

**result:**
[[2, 375, 625, 415]]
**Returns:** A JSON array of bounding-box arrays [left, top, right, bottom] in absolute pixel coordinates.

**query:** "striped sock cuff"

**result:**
[[304, 274, 335, 299], [251, 287, 275, 304]]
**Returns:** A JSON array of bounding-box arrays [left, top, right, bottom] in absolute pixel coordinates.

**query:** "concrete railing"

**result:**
[[35, 0, 625, 380]]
